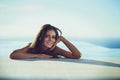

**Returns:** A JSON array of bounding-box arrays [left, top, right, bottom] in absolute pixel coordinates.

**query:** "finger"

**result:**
[[47, 55, 53, 58], [41, 54, 53, 58], [44, 55, 53, 58]]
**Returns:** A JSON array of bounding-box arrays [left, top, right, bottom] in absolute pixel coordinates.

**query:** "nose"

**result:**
[[48, 36, 53, 41]]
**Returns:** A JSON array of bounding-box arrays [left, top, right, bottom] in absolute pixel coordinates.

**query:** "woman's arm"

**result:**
[[10, 44, 52, 59], [10, 51, 53, 59], [54, 36, 82, 59]]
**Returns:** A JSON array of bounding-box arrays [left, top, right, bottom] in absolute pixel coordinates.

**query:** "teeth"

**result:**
[[47, 42, 53, 45]]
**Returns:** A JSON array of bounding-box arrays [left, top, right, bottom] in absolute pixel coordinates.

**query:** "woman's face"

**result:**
[[43, 30, 56, 49]]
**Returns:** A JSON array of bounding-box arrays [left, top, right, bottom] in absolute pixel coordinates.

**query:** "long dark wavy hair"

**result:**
[[29, 24, 62, 50]]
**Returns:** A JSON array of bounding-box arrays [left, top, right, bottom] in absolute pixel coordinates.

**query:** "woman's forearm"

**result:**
[[10, 50, 38, 59], [60, 36, 82, 58], [10, 50, 52, 59]]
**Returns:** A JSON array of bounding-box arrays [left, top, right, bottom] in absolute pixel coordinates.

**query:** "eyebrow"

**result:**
[[45, 34, 56, 37]]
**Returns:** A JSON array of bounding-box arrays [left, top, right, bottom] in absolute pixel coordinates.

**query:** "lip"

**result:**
[[46, 42, 54, 46]]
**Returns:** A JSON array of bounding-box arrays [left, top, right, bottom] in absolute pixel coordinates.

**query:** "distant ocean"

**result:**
[[0, 37, 120, 58]]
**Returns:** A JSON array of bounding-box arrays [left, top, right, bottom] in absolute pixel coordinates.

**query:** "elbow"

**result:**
[[74, 53, 82, 59], [75, 55, 81, 59], [9, 50, 18, 59], [10, 55, 14, 59], [10, 54, 14, 59], [69, 52, 82, 59], [9, 51, 15, 59], [78, 52, 82, 59]]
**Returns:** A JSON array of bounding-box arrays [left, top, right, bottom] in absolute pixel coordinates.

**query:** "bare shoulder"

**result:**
[[13, 43, 31, 53]]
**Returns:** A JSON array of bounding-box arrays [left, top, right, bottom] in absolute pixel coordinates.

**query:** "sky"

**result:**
[[0, 0, 120, 39]]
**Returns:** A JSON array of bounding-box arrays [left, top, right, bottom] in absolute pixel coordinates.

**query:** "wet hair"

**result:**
[[29, 24, 62, 49]]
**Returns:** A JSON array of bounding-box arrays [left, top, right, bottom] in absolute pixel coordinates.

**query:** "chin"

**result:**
[[46, 45, 52, 48]]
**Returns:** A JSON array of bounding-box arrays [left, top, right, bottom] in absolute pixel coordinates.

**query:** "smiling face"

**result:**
[[43, 30, 56, 49]]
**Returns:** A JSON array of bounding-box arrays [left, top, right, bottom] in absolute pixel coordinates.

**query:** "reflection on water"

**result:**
[[0, 78, 120, 80]]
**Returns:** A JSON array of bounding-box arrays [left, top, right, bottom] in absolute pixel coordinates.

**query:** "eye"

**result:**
[[45, 35, 49, 38], [52, 36, 56, 39]]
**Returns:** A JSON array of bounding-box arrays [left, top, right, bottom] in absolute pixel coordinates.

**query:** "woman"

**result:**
[[10, 24, 82, 59]]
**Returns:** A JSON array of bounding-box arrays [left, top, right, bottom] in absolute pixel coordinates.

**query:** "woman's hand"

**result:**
[[37, 54, 53, 58]]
